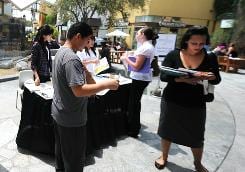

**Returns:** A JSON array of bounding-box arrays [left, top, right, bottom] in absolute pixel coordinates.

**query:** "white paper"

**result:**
[[94, 57, 110, 75], [24, 80, 53, 100]]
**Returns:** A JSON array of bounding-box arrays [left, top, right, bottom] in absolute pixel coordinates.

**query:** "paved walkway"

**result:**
[[0, 70, 244, 172]]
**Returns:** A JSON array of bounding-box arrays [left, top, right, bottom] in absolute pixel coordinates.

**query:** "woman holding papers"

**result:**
[[155, 26, 221, 171], [121, 27, 158, 138], [77, 36, 99, 74]]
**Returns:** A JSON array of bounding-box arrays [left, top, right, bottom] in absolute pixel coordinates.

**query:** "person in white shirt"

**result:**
[[121, 27, 158, 138], [77, 36, 99, 74]]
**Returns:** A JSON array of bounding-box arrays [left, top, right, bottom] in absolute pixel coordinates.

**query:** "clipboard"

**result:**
[[128, 56, 151, 73], [160, 66, 188, 77]]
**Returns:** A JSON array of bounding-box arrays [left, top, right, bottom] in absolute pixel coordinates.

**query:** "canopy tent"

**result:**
[[106, 30, 129, 45], [106, 30, 129, 37]]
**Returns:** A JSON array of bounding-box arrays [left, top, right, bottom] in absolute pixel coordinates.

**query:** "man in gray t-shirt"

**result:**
[[51, 22, 119, 172], [52, 46, 88, 127]]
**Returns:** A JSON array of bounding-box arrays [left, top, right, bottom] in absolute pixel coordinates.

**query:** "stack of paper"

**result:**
[[160, 66, 197, 77]]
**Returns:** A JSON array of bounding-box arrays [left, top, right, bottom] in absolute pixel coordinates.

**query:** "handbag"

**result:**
[[151, 56, 160, 76], [203, 80, 214, 102]]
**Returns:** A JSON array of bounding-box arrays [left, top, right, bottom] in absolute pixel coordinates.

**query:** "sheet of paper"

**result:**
[[94, 57, 110, 75]]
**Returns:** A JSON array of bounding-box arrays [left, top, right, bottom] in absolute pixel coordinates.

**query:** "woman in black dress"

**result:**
[[155, 26, 221, 172]]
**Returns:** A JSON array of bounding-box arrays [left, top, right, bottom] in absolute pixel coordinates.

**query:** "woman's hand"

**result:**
[[175, 76, 201, 85], [194, 72, 216, 80], [93, 59, 99, 64], [120, 53, 127, 61], [34, 77, 40, 86]]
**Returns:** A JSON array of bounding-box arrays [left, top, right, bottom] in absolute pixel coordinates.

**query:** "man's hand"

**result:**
[[103, 79, 119, 90]]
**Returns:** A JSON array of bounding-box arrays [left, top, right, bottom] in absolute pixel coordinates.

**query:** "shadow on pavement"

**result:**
[[0, 165, 9, 172], [166, 161, 195, 172], [85, 138, 120, 166], [140, 124, 188, 156], [17, 147, 54, 167]]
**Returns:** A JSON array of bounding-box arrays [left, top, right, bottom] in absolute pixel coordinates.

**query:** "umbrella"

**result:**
[[106, 30, 129, 45], [106, 30, 129, 37]]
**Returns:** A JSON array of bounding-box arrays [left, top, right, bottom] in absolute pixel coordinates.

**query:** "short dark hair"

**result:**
[[67, 22, 93, 40], [180, 26, 210, 49]]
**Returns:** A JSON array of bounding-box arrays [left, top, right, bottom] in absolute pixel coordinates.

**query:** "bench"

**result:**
[[218, 56, 245, 72]]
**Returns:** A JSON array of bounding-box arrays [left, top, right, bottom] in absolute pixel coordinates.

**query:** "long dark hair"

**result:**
[[180, 26, 210, 49], [34, 24, 54, 44], [85, 36, 96, 56]]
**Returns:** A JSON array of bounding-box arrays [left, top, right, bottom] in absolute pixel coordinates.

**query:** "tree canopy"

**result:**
[[214, 0, 239, 19], [55, 0, 145, 27]]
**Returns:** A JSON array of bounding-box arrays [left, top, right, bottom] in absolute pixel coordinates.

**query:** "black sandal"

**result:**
[[194, 161, 209, 172], [154, 158, 167, 170]]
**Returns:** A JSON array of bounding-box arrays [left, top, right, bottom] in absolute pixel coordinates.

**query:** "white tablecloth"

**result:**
[[24, 74, 132, 99]]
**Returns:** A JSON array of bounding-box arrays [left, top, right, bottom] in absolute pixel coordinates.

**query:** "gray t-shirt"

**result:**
[[51, 47, 88, 127]]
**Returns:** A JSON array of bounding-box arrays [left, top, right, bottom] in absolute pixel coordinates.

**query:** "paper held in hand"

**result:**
[[94, 57, 110, 75], [160, 66, 198, 77]]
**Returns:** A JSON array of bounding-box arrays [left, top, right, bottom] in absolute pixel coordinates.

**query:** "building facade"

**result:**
[[122, 0, 215, 48], [0, 0, 26, 52]]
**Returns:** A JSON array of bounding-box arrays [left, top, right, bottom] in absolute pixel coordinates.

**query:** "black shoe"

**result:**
[[127, 132, 139, 138], [154, 159, 167, 170]]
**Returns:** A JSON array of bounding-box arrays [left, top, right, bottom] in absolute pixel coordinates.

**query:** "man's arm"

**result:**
[[71, 79, 119, 97]]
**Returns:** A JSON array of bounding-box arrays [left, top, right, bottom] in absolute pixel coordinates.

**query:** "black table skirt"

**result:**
[[16, 84, 130, 155]]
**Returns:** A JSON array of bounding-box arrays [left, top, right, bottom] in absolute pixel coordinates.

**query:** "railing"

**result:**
[[110, 51, 125, 64]]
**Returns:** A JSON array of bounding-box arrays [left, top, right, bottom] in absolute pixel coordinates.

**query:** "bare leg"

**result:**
[[191, 147, 209, 172], [155, 139, 171, 169]]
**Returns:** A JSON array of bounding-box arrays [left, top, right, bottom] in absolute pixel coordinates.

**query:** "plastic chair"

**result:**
[[16, 70, 33, 111]]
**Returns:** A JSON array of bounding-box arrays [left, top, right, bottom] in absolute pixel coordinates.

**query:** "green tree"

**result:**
[[231, 0, 245, 55], [55, 0, 145, 27], [45, 10, 57, 25], [214, 0, 239, 19], [211, 28, 233, 47]]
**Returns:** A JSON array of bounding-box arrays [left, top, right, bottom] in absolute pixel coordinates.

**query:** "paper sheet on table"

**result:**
[[24, 79, 54, 99], [94, 57, 110, 75], [96, 89, 110, 96]]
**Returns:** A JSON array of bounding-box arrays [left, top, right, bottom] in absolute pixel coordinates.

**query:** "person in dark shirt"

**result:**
[[100, 41, 112, 70], [226, 42, 238, 57], [31, 24, 60, 85], [155, 26, 221, 172]]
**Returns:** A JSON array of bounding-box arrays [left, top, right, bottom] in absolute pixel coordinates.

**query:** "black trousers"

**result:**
[[127, 79, 149, 135], [53, 121, 86, 172], [34, 75, 51, 83]]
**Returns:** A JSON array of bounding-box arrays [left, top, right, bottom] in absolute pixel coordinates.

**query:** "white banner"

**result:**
[[155, 33, 177, 57]]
